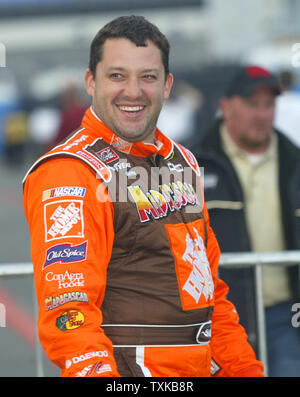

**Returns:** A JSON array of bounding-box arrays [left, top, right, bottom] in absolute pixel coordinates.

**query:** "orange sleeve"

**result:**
[[23, 157, 120, 377], [203, 204, 265, 377]]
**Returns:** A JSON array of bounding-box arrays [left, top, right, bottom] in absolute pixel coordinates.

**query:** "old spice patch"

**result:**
[[42, 241, 88, 270]]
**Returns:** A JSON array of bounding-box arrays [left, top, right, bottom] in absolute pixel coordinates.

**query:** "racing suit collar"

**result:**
[[81, 106, 174, 159]]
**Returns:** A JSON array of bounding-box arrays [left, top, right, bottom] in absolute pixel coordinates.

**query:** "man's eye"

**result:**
[[143, 74, 156, 80], [244, 99, 256, 108], [110, 73, 123, 79]]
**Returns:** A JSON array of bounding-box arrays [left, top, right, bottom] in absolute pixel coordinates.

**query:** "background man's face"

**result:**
[[85, 37, 173, 143], [222, 86, 275, 152]]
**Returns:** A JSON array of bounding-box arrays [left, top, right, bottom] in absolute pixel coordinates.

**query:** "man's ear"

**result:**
[[84, 69, 95, 97], [219, 97, 229, 118], [163, 73, 174, 100]]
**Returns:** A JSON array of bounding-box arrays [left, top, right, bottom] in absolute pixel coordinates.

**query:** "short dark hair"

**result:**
[[89, 15, 170, 79]]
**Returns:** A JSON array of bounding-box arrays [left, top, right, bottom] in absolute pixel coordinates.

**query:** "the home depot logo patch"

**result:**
[[165, 219, 214, 310], [44, 200, 84, 242]]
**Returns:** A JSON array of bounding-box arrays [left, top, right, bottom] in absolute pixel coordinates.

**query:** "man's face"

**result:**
[[221, 86, 276, 152], [85, 38, 173, 143]]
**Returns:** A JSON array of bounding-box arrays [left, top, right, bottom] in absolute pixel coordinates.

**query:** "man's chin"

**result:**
[[241, 135, 271, 151], [113, 128, 155, 144]]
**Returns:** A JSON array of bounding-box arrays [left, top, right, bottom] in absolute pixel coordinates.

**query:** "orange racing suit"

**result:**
[[23, 107, 264, 377]]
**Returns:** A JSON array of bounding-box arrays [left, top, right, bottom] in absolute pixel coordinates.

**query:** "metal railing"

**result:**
[[0, 262, 44, 377], [1, 250, 300, 377], [219, 250, 300, 376]]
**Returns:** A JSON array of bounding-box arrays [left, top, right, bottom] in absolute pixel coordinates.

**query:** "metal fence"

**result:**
[[1, 250, 300, 377], [220, 250, 300, 376]]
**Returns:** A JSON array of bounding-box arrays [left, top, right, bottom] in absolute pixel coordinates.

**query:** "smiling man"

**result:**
[[85, 36, 173, 144], [23, 16, 264, 377]]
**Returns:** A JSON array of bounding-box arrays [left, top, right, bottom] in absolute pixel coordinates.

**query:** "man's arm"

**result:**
[[24, 157, 120, 377]]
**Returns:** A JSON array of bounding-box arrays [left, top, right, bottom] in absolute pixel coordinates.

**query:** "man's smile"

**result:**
[[116, 104, 147, 119]]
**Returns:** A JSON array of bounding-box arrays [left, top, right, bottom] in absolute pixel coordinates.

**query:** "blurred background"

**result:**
[[1, 0, 300, 377]]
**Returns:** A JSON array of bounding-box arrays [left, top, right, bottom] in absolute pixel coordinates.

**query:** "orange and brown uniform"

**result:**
[[23, 107, 264, 377]]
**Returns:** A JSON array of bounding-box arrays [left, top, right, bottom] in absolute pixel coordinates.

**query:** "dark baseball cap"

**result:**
[[225, 65, 281, 98]]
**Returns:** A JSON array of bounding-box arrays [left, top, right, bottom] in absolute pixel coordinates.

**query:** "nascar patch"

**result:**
[[42, 186, 86, 201], [44, 199, 84, 242]]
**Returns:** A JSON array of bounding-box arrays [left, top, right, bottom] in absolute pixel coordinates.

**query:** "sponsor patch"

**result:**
[[62, 134, 89, 151], [110, 134, 132, 153], [210, 358, 221, 376], [43, 241, 87, 270], [42, 186, 86, 201], [176, 143, 200, 176], [96, 147, 119, 164], [44, 199, 84, 242], [56, 309, 85, 331], [165, 219, 214, 310], [45, 270, 85, 289], [66, 350, 109, 369], [128, 182, 198, 223], [75, 362, 112, 377], [75, 149, 112, 183], [76, 150, 105, 171], [45, 291, 88, 311]]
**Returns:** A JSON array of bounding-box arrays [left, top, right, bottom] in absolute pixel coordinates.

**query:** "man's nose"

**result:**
[[123, 77, 143, 99], [255, 106, 273, 122]]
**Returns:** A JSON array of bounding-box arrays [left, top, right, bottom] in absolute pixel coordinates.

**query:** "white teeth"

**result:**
[[119, 106, 144, 112]]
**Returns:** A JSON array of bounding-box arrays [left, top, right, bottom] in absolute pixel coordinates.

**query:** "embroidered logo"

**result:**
[[45, 291, 88, 311], [44, 200, 84, 242], [45, 270, 85, 289], [182, 227, 214, 304], [43, 241, 87, 269], [128, 182, 198, 223], [110, 134, 132, 153], [165, 219, 214, 310], [42, 186, 86, 201], [96, 147, 119, 163], [56, 309, 85, 331]]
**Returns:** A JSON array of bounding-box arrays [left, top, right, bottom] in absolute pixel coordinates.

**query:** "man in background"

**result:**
[[196, 65, 300, 376], [274, 69, 300, 148]]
